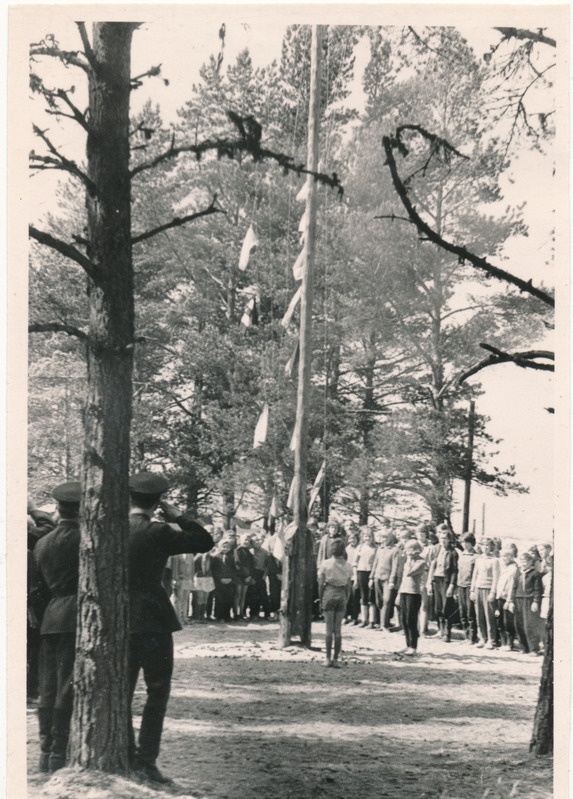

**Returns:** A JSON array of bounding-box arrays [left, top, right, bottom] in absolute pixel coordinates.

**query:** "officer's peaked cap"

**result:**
[[52, 481, 82, 504], [129, 472, 169, 496]]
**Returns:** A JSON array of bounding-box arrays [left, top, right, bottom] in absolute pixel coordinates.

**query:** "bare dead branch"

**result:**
[[28, 322, 88, 340], [29, 225, 101, 285], [457, 345, 554, 384], [131, 64, 165, 90], [131, 113, 344, 197], [30, 125, 96, 195], [381, 133, 555, 308], [30, 36, 90, 72], [52, 88, 90, 131], [494, 27, 556, 48], [132, 196, 224, 244], [75, 22, 98, 70]]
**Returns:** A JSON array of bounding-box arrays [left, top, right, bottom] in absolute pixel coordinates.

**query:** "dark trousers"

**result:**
[[514, 597, 541, 653], [357, 571, 374, 605], [497, 598, 517, 648], [346, 584, 361, 620], [28, 625, 42, 699], [214, 581, 235, 620], [375, 579, 397, 628], [246, 572, 270, 618], [38, 633, 76, 766], [457, 586, 477, 642], [400, 593, 422, 649], [128, 633, 173, 766], [433, 577, 456, 631], [268, 574, 281, 613]]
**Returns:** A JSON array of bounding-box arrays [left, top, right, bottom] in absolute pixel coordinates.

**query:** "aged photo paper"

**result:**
[[6, 2, 569, 797]]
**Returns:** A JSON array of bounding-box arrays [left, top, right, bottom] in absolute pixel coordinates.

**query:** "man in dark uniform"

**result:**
[[128, 472, 213, 785], [27, 500, 56, 702], [33, 481, 81, 773]]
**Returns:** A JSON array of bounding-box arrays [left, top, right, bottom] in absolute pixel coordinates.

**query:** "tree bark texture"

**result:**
[[70, 22, 136, 772], [530, 586, 553, 755]]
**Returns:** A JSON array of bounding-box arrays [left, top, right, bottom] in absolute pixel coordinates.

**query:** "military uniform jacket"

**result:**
[[129, 512, 213, 634], [33, 519, 80, 635]]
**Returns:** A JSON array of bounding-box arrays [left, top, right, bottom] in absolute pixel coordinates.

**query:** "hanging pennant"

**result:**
[[292, 249, 305, 281], [253, 403, 269, 449], [240, 296, 259, 328], [295, 181, 309, 203], [289, 420, 299, 452], [281, 286, 302, 329], [238, 224, 259, 271], [284, 340, 300, 381], [308, 460, 326, 513], [286, 477, 296, 510]]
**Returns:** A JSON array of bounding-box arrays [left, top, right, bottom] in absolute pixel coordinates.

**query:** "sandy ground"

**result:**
[[26, 619, 552, 799]]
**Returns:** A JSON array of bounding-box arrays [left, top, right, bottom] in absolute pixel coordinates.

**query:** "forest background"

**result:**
[[20, 7, 560, 546]]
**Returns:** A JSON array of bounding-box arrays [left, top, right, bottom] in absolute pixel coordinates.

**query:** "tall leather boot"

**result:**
[[133, 706, 172, 785], [49, 708, 70, 772], [37, 707, 53, 773], [359, 604, 369, 627]]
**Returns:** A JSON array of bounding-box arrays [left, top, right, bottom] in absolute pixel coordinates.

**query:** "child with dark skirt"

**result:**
[[395, 539, 426, 655]]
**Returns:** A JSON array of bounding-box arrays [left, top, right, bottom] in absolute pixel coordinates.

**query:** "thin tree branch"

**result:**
[[132, 197, 224, 244], [30, 39, 90, 73], [75, 22, 98, 69], [28, 322, 88, 340], [51, 88, 90, 131], [494, 27, 556, 48], [29, 225, 101, 285], [381, 134, 555, 307], [30, 125, 96, 195], [131, 113, 344, 198], [457, 345, 554, 384]]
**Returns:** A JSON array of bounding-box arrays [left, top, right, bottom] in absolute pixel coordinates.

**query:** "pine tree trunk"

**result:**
[[530, 585, 553, 755], [70, 22, 136, 772]]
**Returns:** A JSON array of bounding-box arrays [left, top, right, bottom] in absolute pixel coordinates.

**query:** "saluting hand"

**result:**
[[159, 501, 181, 523]]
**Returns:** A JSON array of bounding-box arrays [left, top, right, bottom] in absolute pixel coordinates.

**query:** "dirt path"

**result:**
[[27, 620, 552, 799]]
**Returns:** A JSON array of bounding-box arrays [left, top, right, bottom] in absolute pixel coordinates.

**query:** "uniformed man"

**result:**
[[33, 480, 81, 773], [127, 472, 214, 785]]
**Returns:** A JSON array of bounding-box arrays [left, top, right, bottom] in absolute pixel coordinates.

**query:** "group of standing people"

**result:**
[[313, 519, 552, 664], [165, 525, 284, 624], [27, 487, 551, 781], [27, 474, 213, 785]]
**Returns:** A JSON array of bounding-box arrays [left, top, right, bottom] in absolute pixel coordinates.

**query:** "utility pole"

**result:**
[[279, 25, 323, 648], [462, 400, 475, 533]]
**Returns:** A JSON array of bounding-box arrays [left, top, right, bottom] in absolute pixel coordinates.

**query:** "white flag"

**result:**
[[281, 286, 302, 329], [240, 296, 258, 328], [238, 224, 259, 271], [308, 461, 326, 513], [292, 249, 305, 281], [295, 182, 309, 203], [253, 403, 269, 449], [289, 420, 299, 452], [284, 341, 299, 381]]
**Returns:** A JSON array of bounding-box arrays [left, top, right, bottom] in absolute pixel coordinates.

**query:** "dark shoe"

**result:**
[[48, 753, 66, 772], [39, 753, 50, 773], [133, 760, 174, 785]]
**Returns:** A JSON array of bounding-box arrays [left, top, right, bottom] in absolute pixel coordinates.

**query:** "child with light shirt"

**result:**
[[396, 539, 426, 655], [457, 532, 478, 644], [317, 539, 353, 668], [495, 547, 519, 650], [470, 537, 500, 649]]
